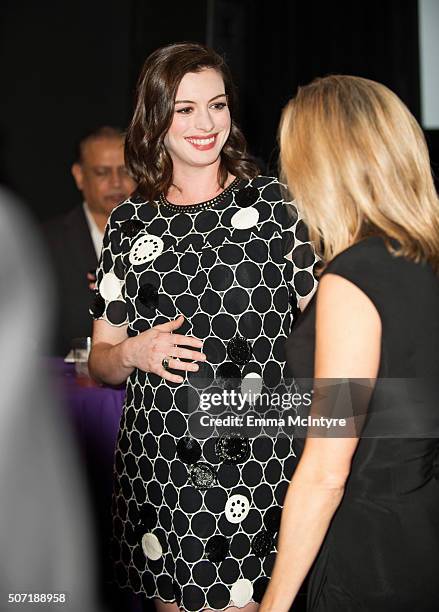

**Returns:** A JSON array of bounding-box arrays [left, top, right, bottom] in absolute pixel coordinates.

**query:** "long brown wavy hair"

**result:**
[[126, 42, 259, 201]]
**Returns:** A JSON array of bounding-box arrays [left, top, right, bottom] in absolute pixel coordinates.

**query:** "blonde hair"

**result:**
[[279, 75, 439, 271]]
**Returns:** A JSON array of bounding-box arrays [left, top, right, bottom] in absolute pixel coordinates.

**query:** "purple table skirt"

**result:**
[[53, 359, 126, 478]]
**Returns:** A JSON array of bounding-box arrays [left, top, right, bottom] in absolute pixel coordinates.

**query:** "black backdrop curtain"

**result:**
[[0, 0, 136, 219], [210, 0, 421, 172], [1, 0, 436, 221]]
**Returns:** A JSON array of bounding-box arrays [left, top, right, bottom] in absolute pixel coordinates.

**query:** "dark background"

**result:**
[[0, 3, 436, 611], [0, 0, 437, 223]]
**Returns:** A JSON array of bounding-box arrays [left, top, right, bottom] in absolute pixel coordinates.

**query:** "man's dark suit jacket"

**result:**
[[43, 205, 98, 356]]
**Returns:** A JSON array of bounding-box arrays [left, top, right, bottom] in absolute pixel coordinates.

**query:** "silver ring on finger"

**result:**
[[162, 356, 170, 370]]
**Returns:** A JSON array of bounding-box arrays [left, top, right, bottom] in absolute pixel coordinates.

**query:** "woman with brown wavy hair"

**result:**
[[88, 43, 317, 611], [260, 75, 439, 611]]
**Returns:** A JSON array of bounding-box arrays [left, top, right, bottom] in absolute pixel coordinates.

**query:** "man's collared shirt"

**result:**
[[82, 201, 104, 259]]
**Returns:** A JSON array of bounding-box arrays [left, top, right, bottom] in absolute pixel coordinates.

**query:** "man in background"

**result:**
[[43, 126, 136, 355]]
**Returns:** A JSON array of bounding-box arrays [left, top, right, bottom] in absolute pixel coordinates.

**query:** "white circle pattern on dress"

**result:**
[[241, 372, 264, 405], [142, 532, 163, 561], [230, 206, 260, 230], [129, 234, 164, 265], [94, 176, 318, 611], [225, 494, 251, 524], [230, 578, 254, 607], [99, 272, 123, 301]]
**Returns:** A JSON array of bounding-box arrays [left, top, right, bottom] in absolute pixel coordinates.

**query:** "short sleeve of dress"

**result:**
[[282, 198, 319, 303], [321, 237, 388, 317], [89, 212, 128, 326]]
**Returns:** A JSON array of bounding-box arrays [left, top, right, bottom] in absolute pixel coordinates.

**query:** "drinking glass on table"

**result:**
[[72, 337, 92, 382]]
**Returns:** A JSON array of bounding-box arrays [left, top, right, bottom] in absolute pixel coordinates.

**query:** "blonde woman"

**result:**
[[260, 76, 439, 611]]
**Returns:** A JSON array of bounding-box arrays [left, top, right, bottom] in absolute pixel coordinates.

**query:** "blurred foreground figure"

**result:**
[[43, 127, 136, 356], [0, 188, 99, 611]]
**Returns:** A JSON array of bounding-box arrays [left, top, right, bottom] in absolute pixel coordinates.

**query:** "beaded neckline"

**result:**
[[158, 177, 242, 213]]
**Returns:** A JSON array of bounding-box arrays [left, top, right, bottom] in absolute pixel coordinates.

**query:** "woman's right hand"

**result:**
[[125, 314, 206, 383]]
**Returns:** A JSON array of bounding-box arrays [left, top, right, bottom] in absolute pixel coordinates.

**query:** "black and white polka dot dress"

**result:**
[[92, 176, 317, 611]]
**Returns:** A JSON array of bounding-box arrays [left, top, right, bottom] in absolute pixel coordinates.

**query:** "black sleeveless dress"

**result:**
[[286, 236, 439, 612]]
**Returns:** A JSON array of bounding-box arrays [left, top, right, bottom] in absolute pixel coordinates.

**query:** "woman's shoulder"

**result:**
[[322, 235, 434, 309], [107, 193, 159, 227], [242, 175, 297, 220], [325, 236, 411, 276], [240, 175, 286, 201]]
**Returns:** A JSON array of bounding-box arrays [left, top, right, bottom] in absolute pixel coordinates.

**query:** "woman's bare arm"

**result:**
[[88, 319, 133, 385], [88, 315, 205, 386]]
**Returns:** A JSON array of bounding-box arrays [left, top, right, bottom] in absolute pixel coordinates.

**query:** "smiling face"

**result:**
[[164, 68, 231, 172]]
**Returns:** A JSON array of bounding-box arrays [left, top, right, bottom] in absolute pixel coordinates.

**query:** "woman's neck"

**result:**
[[167, 161, 232, 205]]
